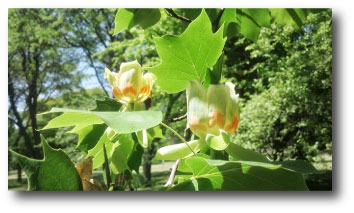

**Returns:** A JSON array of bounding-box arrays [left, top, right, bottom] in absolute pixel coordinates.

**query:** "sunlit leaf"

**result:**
[[148, 9, 226, 93]]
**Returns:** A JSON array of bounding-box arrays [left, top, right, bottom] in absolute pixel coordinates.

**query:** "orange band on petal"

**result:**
[[113, 87, 122, 99], [123, 83, 138, 96], [140, 85, 150, 95], [225, 116, 239, 133], [208, 110, 225, 128]]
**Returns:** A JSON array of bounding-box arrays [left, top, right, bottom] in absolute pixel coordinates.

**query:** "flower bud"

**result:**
[[186, 80, 240, 138], [104, 60, 156, 104]]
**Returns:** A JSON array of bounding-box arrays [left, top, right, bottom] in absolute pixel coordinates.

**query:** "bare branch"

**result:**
[[165, 8, 192, 23], [167, 113, 187, 123]]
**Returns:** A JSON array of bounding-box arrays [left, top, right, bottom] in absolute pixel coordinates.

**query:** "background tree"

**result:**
[[8, 9, 83, 160]]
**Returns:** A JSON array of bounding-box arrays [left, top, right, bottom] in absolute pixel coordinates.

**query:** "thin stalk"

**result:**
[[160, 122, 197, 156]]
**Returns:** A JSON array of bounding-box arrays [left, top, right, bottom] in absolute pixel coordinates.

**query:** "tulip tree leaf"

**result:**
[[41, 108, 163, 134], [170, 157, 308, 191], [110, 134, 135, 174], [226, 142, 320, 174], [70, 123, 107, 152], [114, 8, 161, 35], [90, 97, 122, 112], [148, 9, 226, 93], [10, 135, 82, 191], [128, 134, 144, 174], [88, 133, 114, 169], [269, 9, 309, 30]]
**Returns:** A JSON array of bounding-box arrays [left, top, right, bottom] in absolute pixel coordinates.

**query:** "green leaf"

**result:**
[[41, 108, 163, 134], [88, 133, 114, 169], [147, 125, 164, 140], [110, 134, 135, 174], [148, 9, 226, 93], [269, 9, 309, 30], [279, 160, 322, 174], [171, 157, 308, 191], [154, 140, 201, 161], [226, 142, 320, 174], [128, 134, 144, 174], [226, 142, 271, 163], [94, 111, 162, 134], [205, 129, 230, 150], [114, 9, 161, 35], [235, 9, 270, 42], [90, 97, 122, 112], [136, 129, 148, 148], [41, 111, 104, 132], [70, 123, 107, 152], [10, 135, 82, 191]]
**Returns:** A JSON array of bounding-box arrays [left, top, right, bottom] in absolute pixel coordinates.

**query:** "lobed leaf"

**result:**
[[10, 135, 82, 191], [148, 9, 226, 93]]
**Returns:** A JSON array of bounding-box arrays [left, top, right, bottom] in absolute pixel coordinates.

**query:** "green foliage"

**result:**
[[171, 157, 308, 191], [233, 11, 332, 161], [148, 9, 226, 93], [42, 108, 163, 134], [10, 136, 82, 191], [110, 134, 135, 174], [114, 9, 161, 35]]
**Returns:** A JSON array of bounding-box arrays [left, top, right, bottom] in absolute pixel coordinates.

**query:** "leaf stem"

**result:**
[[160, 122, 197, 156]]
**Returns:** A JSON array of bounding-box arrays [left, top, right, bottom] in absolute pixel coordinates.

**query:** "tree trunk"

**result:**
[[8, 73, 36, 158], [17, 164, 22, 183], [143, 142, 155, 186]]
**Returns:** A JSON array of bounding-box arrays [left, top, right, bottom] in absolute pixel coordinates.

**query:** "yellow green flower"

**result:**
[[104, 60, 156, 104], [186, 80, 240, 138]]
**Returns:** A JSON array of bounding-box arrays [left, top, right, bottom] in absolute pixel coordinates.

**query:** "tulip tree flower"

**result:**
[[104, 60, 156, 104], [186, 80, 240, 139]]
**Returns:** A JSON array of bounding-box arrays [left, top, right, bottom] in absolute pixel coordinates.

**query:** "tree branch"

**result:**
[[165, 8, 192, 23], [164, 159, 181, 187], [167, 113, 187, 123]]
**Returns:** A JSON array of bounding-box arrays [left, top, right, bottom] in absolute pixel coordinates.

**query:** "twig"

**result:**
[[165, 8, 192, 23], [164, 159, 181, 187], [167, 113, 187, 123], [160, 122, 197, 156], [103, 143, 112, 188]]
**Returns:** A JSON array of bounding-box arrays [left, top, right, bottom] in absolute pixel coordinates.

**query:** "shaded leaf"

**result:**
[[70, 123, 107, 152], [90, 97, 122, 112], [88, 133, 114, 169], [171, 157, 308, 191], [110, 134, 135, 174], [114, 9, 161, 35], [10, 135, 82, 191], [128, 135, 144, 174]]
